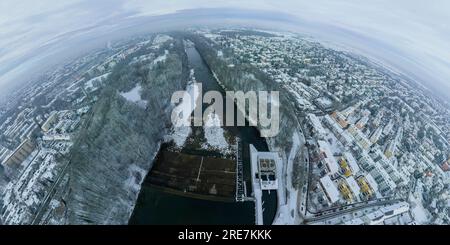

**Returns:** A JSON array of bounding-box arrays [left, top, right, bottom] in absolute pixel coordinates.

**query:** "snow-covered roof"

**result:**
[[365, 173, 379, 192], [371, 164, 397, 191], [340, 130, 354, 145], [346, 176, 361, 196], [308, 114, 327, 136], [320, 175, 340, 203], [366, 202, 410, 225], [323, 115, 344, 134], [380, 202, 409, 216], [344, 218, 364, 225], [318, 140, 339, 175], [343, 152, 360, 174], [366, 210, 385, 224]]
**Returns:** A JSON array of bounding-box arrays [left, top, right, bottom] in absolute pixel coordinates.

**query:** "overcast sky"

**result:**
[[0, 0, 449, 98]]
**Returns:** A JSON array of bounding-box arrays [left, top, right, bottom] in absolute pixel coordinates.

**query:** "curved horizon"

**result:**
[[0, 1, 449, 100]]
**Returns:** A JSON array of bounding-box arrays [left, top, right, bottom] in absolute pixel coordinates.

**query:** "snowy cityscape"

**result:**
[[0, 27, 448, 226], [199, 29, 450, 224]]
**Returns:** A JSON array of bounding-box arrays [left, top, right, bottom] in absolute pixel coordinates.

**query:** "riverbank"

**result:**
[[129, 43, 277, 224]]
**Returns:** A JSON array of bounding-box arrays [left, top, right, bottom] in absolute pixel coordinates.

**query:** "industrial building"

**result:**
[[249, 145, 281, 225], [253, 148, 280, 191], [0, 146, 12, 164], [1, 139, 36, 167], [41, 111, 58, 132], [42, 134, 71, 141]]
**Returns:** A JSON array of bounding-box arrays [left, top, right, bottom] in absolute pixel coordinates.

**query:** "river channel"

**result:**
[[129, 44, 277, 225]]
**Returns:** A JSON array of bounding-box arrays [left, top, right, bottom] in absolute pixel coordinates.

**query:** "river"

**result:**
[[129, 44, 277, 225]]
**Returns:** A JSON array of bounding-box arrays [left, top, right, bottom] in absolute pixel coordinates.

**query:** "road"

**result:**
[[31, 108, 95, 224], [305, 198, 404, 223], [31, 159, 70, 224]]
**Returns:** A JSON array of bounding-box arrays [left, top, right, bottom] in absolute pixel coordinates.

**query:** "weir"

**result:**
[[143, 149, 237, 202], [129, 43, 277, 225], [235, 138, 245, 202]]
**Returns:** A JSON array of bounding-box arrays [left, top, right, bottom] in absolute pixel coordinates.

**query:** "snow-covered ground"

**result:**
[[324, 129, 345, 155], [315, 97, 333, 107], [202, 112, 232, 155], [120, 84, 148, 108], [122, 143, 161, 224], [120, 84, 142, 102], [84, 72, 110, 92], [166, 82, 200, 148], [124, 164, 147, 194], [130, 53, 154, 64], [2, 151, 59, 224], [273, 132, 302, 225], [289, 87, 313, 109], [153, 34, 173, 47], [152, 50, 169, 65], [409, 191, 430, 224]]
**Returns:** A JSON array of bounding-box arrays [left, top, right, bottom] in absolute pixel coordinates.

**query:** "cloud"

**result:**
[[0, 0, 449, 97]]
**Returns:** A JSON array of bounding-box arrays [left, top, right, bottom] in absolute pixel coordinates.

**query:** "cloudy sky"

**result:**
[[0, 0, 449, 98]]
